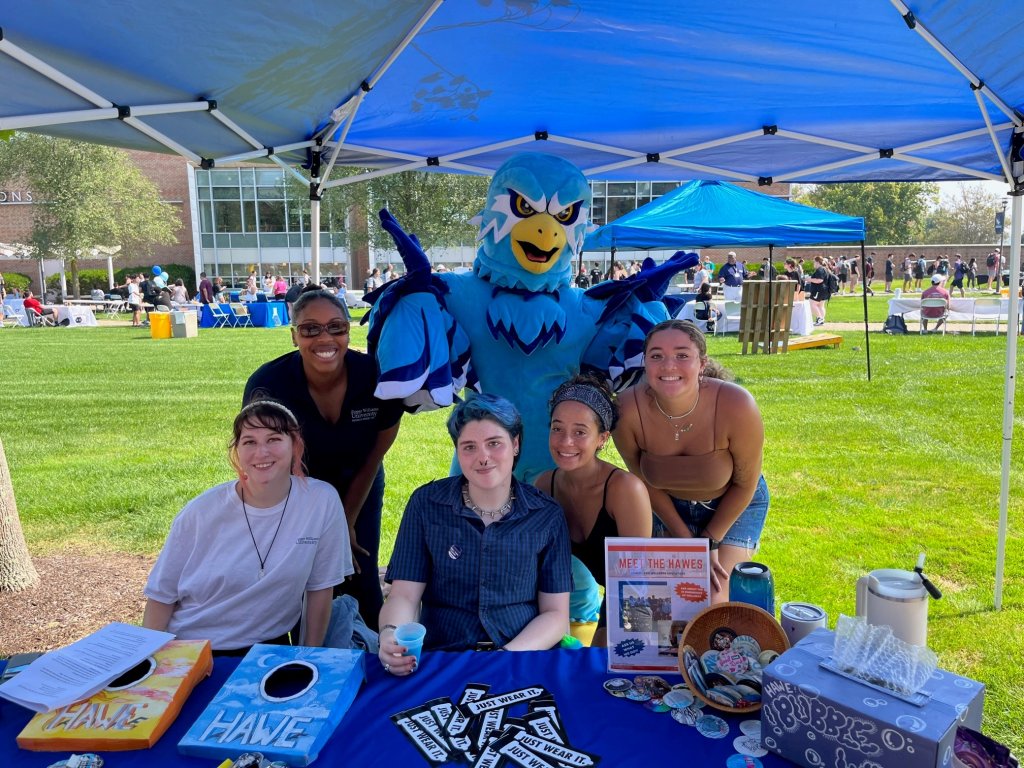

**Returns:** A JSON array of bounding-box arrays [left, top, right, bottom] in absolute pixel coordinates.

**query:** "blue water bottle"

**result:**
[[729, 561, 775, 615]]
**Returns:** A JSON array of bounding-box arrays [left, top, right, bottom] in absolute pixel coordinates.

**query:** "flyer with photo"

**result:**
[[604, 538, 711, 673]]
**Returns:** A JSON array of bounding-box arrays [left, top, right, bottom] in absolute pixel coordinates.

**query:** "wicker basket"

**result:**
[[677, 601, 789, 713]]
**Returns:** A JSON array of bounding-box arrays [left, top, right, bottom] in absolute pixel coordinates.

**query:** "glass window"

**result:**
[[258, 201, 287, 232], [590, 198, 606, 226], [241, 201, 256, 233], [288, 233, 308, 247], [607, 182, 637, 196], [590, 181, 606, 196], [606, 196, 636, 222], [257, 170, 284, 186], [260, 233, 288, 247], [232, 233, 258, 248], [199, 201, 214, 233], [214, 234, 231, 248], [636, 181, 652, 196], [201, 234, 215, 248], [653, 182, 681, 196], [197, 185, 211, 200], [241, 185, 257, 200], [214, 201, 242, 232], [239, 168, 256, 186], [210, 170, 240, 186], [287, 206, 307, 233], [213, 187, 239, 200], [257, 185, 284, 200]]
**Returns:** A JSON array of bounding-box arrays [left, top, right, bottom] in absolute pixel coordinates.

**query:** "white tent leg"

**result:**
[[994, 192, 1021, 610], [311, 195, 321, 285], [107, 257, 114, 290]]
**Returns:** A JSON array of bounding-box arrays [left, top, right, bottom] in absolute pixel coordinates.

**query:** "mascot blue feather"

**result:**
[[367, 153, 697, 481]]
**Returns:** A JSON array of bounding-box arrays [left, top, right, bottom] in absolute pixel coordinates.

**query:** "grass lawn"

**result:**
[[0, 317, 1022, 750]]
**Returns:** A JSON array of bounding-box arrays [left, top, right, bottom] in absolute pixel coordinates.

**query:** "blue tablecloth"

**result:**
[[198, 302, 289, 328], [0, 647, 791, 766]]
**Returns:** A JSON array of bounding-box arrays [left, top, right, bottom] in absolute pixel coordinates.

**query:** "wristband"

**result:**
[[702, 531, 721, 551]]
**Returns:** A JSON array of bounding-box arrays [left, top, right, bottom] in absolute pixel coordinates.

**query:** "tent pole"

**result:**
[[994, 191, 1021, 610], [768, 245, 774, 354], [860, 242, 871, 381]]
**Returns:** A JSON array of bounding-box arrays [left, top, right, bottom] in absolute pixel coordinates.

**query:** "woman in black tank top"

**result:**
[[534, 375, 652, 646]]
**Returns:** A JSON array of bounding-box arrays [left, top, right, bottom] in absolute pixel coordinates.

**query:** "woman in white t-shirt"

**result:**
[[143, 400, 351, 654]]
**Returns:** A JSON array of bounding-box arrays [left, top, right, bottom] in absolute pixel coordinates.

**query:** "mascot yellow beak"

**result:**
[[510, 213, 566, 275]]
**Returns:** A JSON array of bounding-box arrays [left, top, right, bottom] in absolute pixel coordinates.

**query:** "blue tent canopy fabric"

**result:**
[[1, 1, 1022, 188], [584, 181, 866, 250]]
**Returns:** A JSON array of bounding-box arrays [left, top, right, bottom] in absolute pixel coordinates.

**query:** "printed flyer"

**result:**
[[605, 537, 711, 673]]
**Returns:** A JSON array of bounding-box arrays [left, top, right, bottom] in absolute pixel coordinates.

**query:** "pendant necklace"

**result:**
[[241, 479, 292, 579], [462, 484, 515, 520], [653, 386, 701, 441]]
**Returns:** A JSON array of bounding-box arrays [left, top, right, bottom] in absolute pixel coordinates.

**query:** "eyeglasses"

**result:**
[[295, 321, 349, 338]]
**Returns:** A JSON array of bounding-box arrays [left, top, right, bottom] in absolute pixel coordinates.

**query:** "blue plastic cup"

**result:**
[[394, 622, 427, 664]]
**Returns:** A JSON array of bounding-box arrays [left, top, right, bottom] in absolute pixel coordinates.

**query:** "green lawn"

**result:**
[[0, 320, 1022, 750]]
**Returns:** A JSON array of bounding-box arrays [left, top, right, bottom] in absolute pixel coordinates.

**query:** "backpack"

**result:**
[[987, 253, 997, 268], [883, 314, 908, 335], [826, 271, 840, 294]]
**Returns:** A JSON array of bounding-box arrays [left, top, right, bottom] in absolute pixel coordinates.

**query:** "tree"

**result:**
[[923, 183, 1005, 244], [795, 181, 938, 245], [0, 438, 39, 592], [0, 134, 178, 297]]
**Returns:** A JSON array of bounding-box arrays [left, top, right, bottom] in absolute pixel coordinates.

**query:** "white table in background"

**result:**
[[677, 299, 812, 335], [55, 305, 97, 327]]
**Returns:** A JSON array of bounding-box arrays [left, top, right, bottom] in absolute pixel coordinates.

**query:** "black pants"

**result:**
[[334, 468, 385, 631]]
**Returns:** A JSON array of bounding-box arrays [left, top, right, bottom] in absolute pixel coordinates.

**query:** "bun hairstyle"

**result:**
[[643, 319, 734, 382], [549, 373, 618, 433], [229, 400, 306, 479]]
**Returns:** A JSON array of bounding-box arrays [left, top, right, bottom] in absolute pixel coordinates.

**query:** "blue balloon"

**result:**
[[161, 270, 170, 279], [152, 265, 162, 275]]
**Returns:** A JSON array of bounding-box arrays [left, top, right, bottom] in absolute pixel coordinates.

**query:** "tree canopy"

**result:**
[[0, 133, 178, 296], [922, 183, 1005, 244], [796, 181, 938, 245]]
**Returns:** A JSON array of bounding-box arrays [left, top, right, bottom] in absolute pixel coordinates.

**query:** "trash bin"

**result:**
[[150, 311, 172, 339]]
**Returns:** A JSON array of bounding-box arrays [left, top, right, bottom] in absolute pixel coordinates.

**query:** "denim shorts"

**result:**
[[654, 475, 769, 550]]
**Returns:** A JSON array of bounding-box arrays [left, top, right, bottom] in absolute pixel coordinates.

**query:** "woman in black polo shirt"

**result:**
[[244, 288, 402, 630]]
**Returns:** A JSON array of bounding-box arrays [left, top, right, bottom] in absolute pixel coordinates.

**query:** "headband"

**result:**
[[239, 399, 300, 428], [552, 384, 614, 433]]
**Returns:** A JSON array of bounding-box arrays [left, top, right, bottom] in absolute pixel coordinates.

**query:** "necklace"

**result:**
[[241, 479, 292, 579], [462, 484, 515, 520], [653, 386, 701, 441]]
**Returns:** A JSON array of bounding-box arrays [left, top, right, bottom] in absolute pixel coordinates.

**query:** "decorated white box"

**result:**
[[178, 645, 364, 766], [760, 628, 984, 768]]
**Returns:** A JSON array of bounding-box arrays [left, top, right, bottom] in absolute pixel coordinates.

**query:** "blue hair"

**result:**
[[447, 393, 524, 467]]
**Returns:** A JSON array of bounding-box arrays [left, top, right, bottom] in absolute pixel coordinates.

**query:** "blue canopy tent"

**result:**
[[583, 179, 868, 357], [584, 180, 866, 249], [0, 0, 1020, 604]]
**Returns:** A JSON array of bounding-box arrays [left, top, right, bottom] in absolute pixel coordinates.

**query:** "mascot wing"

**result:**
[[581, 251, 699, 390], [364, 211, 476, 411]]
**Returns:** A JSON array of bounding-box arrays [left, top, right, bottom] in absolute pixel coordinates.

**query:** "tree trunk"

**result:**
[[71, 258, 81, 299], [0, 437, 40, 592]]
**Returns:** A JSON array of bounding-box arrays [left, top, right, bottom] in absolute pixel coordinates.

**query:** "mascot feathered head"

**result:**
[[474, 153, 591, 293]]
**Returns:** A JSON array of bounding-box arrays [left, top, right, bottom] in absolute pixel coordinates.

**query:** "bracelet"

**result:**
[[702, 530, 721, 551]]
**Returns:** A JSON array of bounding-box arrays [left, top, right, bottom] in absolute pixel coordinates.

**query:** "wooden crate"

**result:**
[[738, 280, 796, 354]]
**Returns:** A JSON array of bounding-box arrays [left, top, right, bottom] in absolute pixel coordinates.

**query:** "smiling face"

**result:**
[[644, 328, 706, 400], [456, 419, 518, 495], [235, 423, 298, 492], [291, 297, 350, 377], [549, 400, 607, 471]]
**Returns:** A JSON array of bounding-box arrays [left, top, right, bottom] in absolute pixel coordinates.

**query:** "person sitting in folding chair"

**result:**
[[691, 282, 720, 334], [22, 291, 57, 326], [920, 274, 950, 334]]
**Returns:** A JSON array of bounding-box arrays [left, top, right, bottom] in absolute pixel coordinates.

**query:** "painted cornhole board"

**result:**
[[178, 644, 364, 767], [17, 639, 213, 751]]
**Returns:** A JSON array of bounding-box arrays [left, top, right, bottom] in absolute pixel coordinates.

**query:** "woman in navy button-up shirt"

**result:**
[[379, 394, 572, 676]]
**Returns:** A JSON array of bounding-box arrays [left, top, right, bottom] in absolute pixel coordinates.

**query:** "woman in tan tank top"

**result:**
[[613, 320, 769, 602]]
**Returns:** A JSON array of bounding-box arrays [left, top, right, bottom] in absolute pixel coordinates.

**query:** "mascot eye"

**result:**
[[554, 201, 583, 225], [509, 190, 537, 218]]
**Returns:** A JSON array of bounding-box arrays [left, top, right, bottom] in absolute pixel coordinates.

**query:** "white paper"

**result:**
[[0, 622, 174, 713], [605, 537, 710, 674]]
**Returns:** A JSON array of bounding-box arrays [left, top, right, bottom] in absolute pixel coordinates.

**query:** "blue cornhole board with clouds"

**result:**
[[178, 645, 364, 766]]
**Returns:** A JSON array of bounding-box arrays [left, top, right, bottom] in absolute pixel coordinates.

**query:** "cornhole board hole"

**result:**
[[18, 639, 212, 751], [178, 645, 364, 767]]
